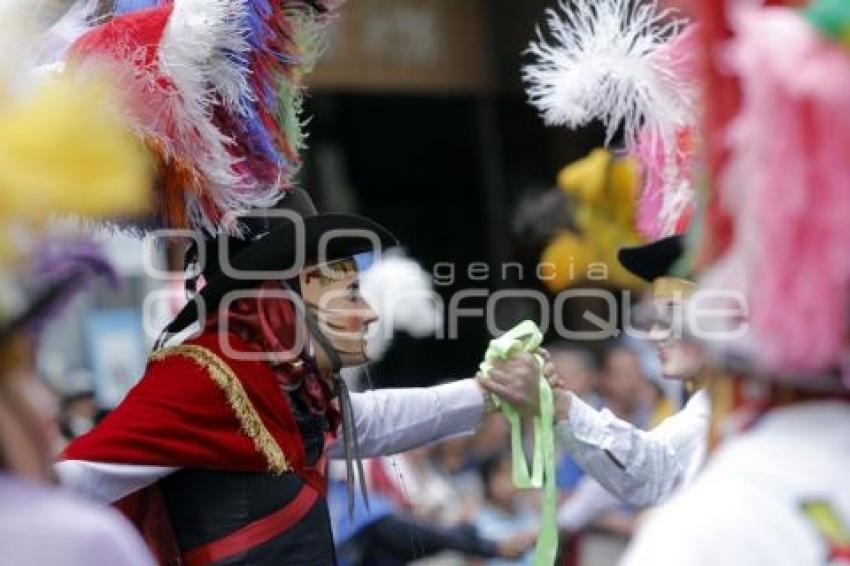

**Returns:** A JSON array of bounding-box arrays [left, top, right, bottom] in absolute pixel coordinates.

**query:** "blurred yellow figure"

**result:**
[[0, 75, 152, 263], [0, 76, 151, 225], [541, 149, 645, 292]]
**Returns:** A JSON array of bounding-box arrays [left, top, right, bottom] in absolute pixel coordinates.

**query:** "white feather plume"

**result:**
[[35, 0, 100, 67], [523, 0, 693, 147], [360, 251, 443, 361]]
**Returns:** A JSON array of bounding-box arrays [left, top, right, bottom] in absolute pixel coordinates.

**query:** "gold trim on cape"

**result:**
[[150, 345, 290, 475]]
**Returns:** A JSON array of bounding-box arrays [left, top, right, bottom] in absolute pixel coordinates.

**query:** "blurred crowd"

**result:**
[[324, 340, 681, 566]]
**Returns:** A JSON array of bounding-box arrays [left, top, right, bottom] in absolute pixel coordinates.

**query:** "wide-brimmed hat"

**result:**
[[617, 235, 684, 283], [162, 189, 398, 338]]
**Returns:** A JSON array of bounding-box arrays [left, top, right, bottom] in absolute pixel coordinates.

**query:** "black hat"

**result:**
[[617, 235, 684, 283], [161, 189, 398, 339]]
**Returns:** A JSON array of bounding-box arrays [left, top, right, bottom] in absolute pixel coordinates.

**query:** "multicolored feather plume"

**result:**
[[0, 0, 152, 339], [68, 0, 344, 234]]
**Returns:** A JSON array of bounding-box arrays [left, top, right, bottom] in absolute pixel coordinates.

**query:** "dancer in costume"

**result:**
[[623, 2, 850, 564], [551, 235, 708, 507], [0, 2, 155, 563], [60, 189, 541, 565], [523, 0, 708, 507], [0, 243, 156, 566], [54, 3, 544, 564]]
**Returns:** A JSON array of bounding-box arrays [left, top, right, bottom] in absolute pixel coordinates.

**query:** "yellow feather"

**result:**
[[0, 76, 152, 224]]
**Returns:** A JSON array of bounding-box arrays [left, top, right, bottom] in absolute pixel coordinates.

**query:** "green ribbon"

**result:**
[[479, 320, 557, 566]]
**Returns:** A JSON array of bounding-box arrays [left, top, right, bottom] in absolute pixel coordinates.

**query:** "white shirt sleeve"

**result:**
[[55, 460, 177, 504], [328, 379, 486, 459], [555, 390, 709, 506], [57, 380, 484, 496]]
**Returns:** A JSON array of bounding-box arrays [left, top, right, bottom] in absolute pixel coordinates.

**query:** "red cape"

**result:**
[[64, 332, 316, 477], [62, 332, 331, 563]]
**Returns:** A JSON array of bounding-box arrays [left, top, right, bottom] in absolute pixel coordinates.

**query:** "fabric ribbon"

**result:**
[[479, 320, 557, 566], [333, 376, 369, 519], [293, 281, 369, 519]]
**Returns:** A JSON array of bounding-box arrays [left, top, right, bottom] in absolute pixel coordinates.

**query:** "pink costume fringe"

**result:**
[[708, 6, 850, 375], [634, 25, 700, 239]]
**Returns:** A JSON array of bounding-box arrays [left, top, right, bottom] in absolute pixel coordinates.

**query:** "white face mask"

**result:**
[[656, 339, 703, 380], [300, 258, 377, 369], [648, 297, 703, 381]]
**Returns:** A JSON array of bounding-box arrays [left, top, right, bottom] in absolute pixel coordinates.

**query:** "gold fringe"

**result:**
[[150, 345, 290, 475]]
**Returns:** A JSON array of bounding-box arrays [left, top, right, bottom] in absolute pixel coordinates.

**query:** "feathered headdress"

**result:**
[[67, 0, 343, 234], [0, 0, 151, 247], [0, 0, 151, 345], [0, 235, 121, 345], [524, 0, 700, 240], [699, 1, 850, 384]]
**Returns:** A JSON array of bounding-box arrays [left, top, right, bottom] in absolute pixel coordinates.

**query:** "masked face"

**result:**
[[300, 258, 378, 370], [647, 277, 703, 381], [651, 325, 703, 380]]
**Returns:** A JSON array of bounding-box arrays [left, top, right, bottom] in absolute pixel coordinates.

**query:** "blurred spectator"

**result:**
[[329, 459, 533, 566], [598, 344, 652, 428], [54, 369, 110, 445], [368, 448, 458, 523], [468, 412, 510, 470], [0, 342, 154, 565], [474, 452, 539, 566], [547, 345, 599, 404], [60, 389, 99, 441], [431, 437, 483, 523]]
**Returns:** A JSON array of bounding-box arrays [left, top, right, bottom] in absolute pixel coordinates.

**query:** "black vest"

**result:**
[[161, 387, 335, 565]]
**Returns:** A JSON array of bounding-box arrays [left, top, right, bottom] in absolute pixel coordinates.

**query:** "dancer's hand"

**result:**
[[542, 352, 573, 423], [552, 389, 572, 423], [477, 352, 541, 416]]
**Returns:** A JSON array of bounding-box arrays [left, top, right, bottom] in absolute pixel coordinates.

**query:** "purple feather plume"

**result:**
[[24, 238, 120, 339]]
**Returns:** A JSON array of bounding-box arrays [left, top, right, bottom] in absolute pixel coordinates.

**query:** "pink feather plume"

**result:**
[[634, 24, 700, 239], [705, 6, 850, 376]]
